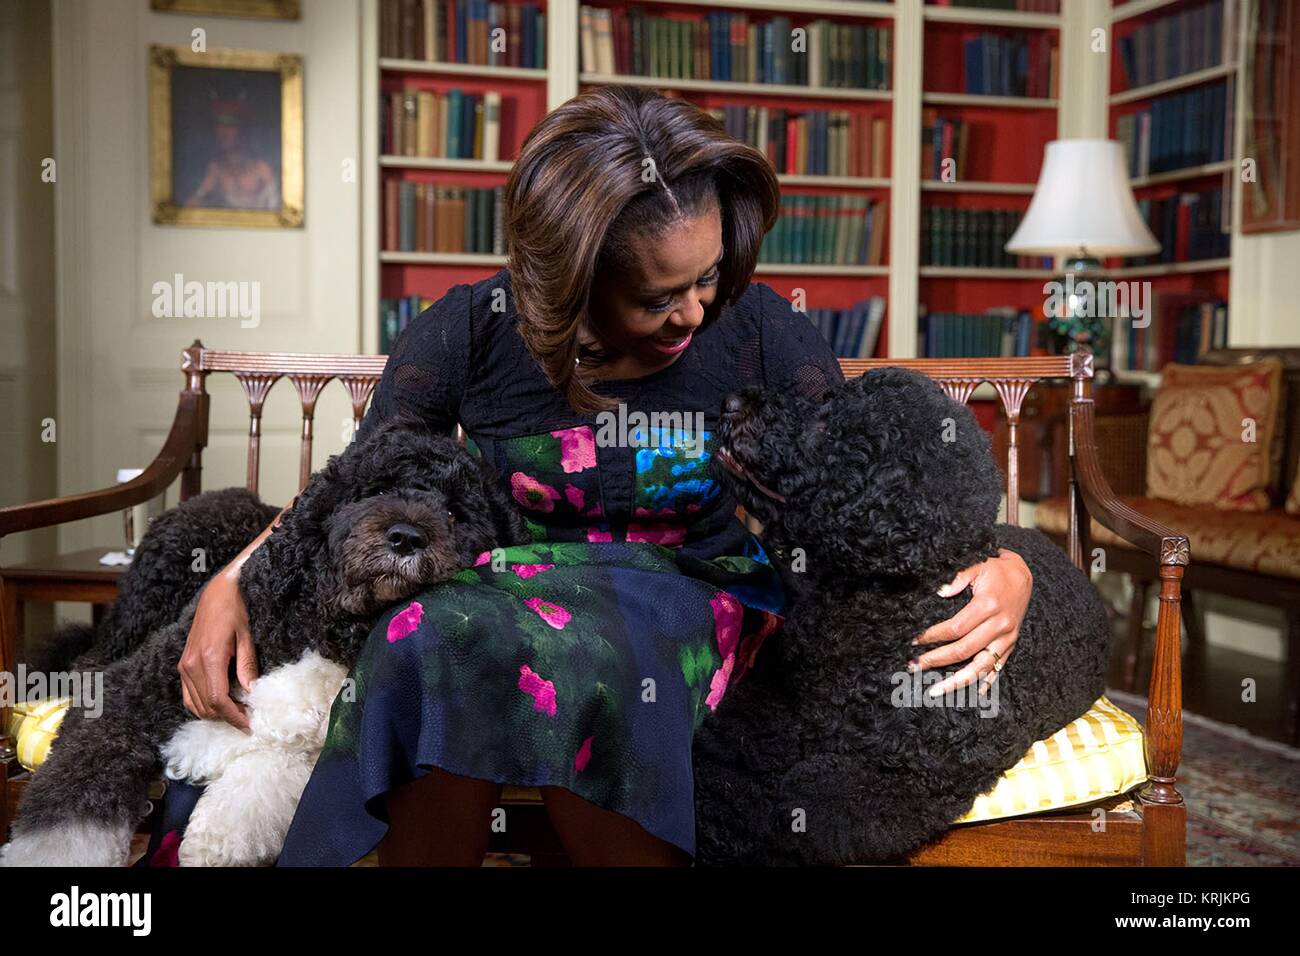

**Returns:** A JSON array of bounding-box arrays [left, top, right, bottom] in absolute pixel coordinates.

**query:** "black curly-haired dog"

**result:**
[[1, 419, 527, 866], [25, 489, 281, 675], [694, 367, 1109, 865]]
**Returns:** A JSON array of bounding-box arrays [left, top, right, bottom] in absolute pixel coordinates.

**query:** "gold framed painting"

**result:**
[[150, 45, 304, 228], [150, 0, 301, 20]]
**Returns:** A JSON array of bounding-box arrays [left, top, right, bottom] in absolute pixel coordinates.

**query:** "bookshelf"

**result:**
[[1106, 0, 1239, 380], [359, 0, 1236, 369], [915, 2, 1061, 359]]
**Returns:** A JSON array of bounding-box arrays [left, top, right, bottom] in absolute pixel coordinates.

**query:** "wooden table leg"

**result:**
[[1285, 608, 1300, 748], [0, 577, 18, 765]]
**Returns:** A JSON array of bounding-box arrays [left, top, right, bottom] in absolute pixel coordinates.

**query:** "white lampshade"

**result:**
[[1005, 139, 1160, 258]]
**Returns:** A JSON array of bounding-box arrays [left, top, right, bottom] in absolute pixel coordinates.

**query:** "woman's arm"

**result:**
[[177, 504, 287, 730], [909, 549, 1033, 696]]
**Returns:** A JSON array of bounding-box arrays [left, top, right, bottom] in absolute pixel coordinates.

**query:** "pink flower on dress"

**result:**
[[511, 472, 562, 513], [552, 427, 597, 473], [564, 483, 585, 510], [512, 563, 554, 579], [736, 612, 782, 678], [518, 664, 557, 717], [705, 654, 735, 711], [474, 550, 493, 567], [586, 528, 613, 543], [710, 591, 744, 659], [525, 596, 571, 630], [634, 506, 675, 518], [574, 735, 594, 772], [149, 830, 182, 868], [626, 523, 687, 547], [386, 601, 424, 643]]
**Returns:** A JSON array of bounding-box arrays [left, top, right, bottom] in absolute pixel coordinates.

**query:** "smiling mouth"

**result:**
[[716, 446, 786, 503], [650, 331, 693, 355]]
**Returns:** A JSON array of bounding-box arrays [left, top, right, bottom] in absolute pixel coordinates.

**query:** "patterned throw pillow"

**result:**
[[1146, 360, 1283, 511]]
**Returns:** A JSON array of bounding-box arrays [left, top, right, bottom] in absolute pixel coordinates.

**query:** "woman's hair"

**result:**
[[504, 85, 780, 413]]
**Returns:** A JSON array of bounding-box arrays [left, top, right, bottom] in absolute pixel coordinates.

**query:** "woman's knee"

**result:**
[[378, 769, 502, 866], [539, 786, 689, 867]]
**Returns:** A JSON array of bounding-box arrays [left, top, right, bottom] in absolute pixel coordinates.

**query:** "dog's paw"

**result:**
[[176, 822, 275, 868], [0, 822, 131, 867], [176, 811, 283, 868], [177, 748, 315, 867], [162, 719, 252, 784]]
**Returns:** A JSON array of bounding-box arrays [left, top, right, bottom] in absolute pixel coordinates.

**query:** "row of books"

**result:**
[[920, 208, 1050, 270], [379, 0, 547, 68], [578, 6, 893, 90], [1127, 189, 1231, 266], [379, 295, 436, 355], [917, 309, 1041, 359], [1115, 82, 1231, 178], [758, 195, 888, 267], [961, 32, 1058, 99], [1115, 0, 1235, 92], [383, 181, 505, 255], [1113, 297, 1229, 372], [381, 89, 503, 161], [920, 111, 971, 181], [707, 106, 889, 179], [930, 1, 1059, 10], [809, 297, 887, 359]]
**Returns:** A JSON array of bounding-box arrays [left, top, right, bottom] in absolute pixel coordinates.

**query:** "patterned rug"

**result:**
[[1107, 688, 1300, 866]]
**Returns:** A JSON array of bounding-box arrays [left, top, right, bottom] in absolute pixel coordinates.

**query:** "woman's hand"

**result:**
[[178, 568, 259, 731], [909, 549, 1033, 697]]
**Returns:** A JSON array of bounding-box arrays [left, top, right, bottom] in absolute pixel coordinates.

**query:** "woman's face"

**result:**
[[585, 205, 723, 377]]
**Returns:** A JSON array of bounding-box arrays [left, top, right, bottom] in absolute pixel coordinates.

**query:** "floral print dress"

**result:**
[[273, 269, 843, 865]]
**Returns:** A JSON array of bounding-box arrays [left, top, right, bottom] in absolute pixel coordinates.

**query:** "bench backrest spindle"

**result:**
[[179, 343, 1095, 551]]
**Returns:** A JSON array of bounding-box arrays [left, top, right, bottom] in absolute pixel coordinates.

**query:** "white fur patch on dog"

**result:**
[[162, 651, 349, 866], [0, 821, 132, 867]]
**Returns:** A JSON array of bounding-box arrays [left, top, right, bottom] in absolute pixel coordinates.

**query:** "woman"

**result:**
[[179, 86, 1032, 867]]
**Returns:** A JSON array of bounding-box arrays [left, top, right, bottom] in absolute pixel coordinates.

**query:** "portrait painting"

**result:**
[[150, 46, 303, 228]]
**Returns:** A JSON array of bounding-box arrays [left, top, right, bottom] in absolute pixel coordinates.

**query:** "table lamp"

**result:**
[[1006, 139, 1160, 352]]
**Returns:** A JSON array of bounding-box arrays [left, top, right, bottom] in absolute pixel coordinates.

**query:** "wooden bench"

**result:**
[[0, 341, 1190, 865]]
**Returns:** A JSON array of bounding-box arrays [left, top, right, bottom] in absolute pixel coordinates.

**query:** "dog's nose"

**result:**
[[723, 395, 745, 417], [385, 523, 428, 555]]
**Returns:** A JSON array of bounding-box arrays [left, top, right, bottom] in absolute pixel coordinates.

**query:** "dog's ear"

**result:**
[[469, 454, 531, 546], [441, 451, 531, 559]]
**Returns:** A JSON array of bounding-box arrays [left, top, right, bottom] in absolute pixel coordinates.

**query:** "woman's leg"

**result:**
[[539, 786, 690, 866], [377, 769, 503, 866]]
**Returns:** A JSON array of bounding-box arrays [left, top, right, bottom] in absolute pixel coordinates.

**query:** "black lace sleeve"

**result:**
[[757, 284, 846, 401], [357, 282, 474, 442]]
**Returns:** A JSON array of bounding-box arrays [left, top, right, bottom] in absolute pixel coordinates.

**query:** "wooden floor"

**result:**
[[1108, 623, 1289, 743]]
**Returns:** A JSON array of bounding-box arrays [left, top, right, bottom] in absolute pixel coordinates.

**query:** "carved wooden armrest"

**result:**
[[1070, 402, 1187, 565], [1070, 399, 1187, 816], [0, 391, 202, 538]]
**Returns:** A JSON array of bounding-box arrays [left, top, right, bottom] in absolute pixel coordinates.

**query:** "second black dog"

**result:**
[[695, 367, 1109, 865]]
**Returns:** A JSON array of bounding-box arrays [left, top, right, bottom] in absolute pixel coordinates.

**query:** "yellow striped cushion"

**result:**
[[956, 696, 1147, 824], [7, 697, 73, 772]]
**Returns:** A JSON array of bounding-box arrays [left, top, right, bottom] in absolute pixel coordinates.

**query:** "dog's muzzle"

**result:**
[[715, 446, 787, 504]]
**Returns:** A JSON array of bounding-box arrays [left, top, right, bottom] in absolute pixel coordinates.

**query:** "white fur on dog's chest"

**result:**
[[160, 651, 348, 867]]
